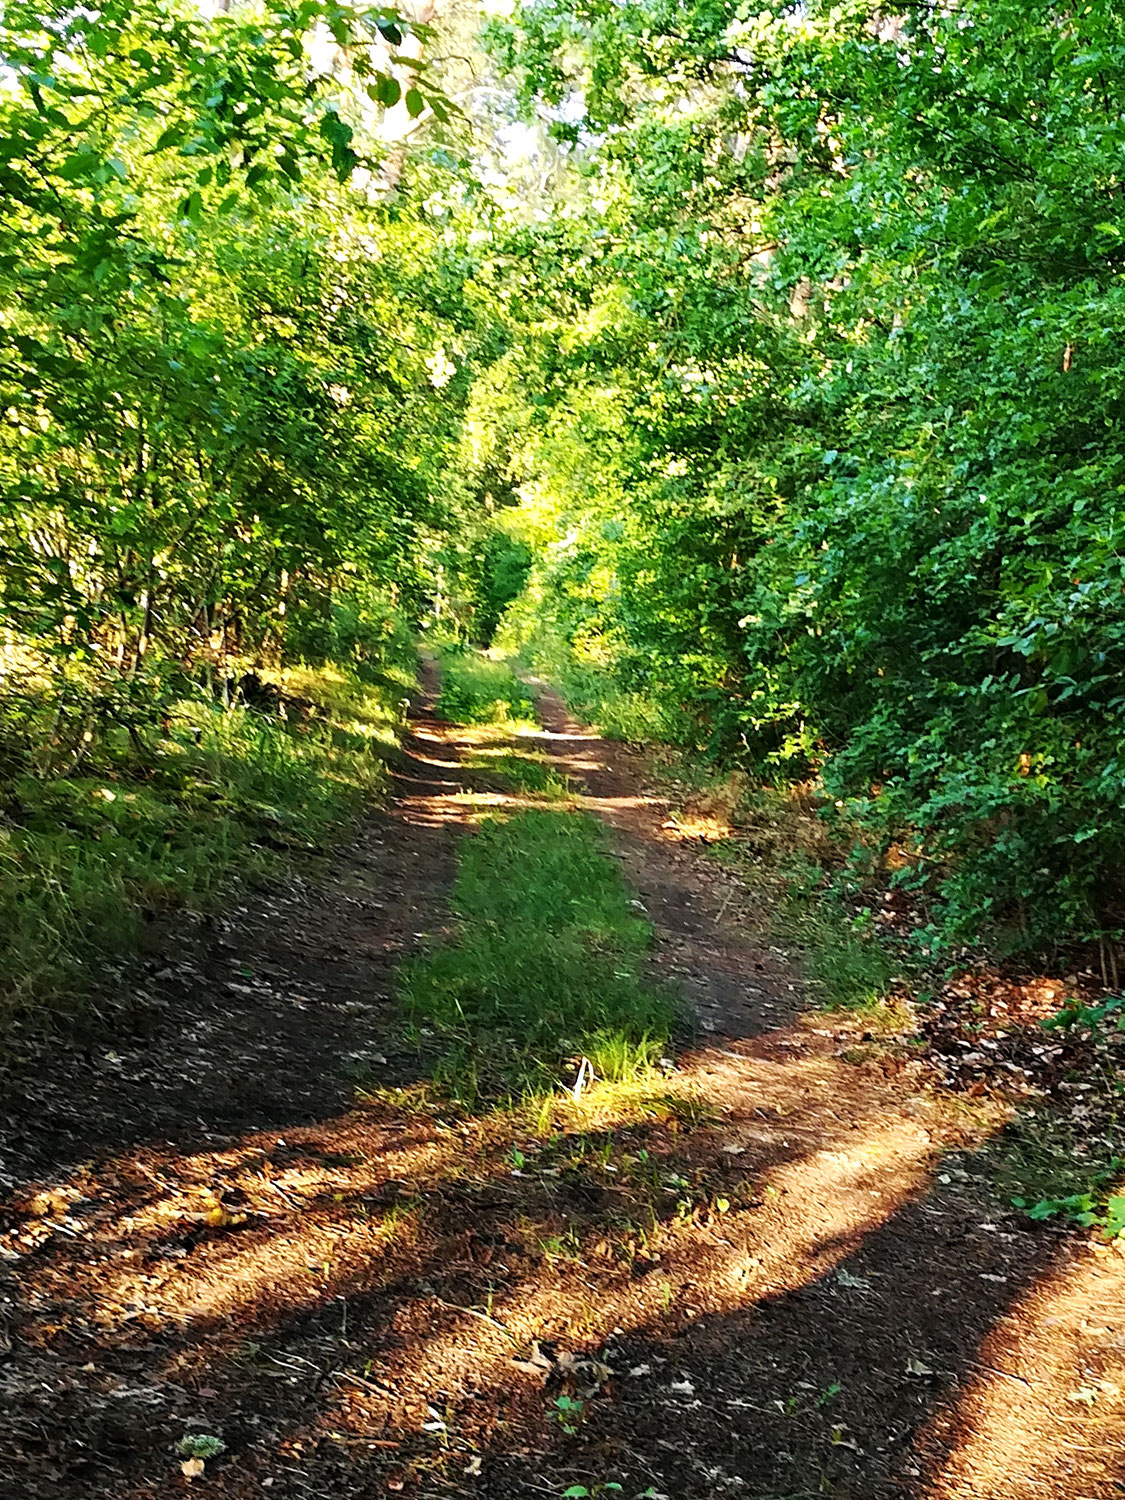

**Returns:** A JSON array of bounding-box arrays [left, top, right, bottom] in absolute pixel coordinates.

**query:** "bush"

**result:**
[[433, 643, 537, 726]]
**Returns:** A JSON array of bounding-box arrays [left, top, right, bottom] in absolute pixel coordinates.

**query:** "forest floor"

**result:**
[[1, 660, 1124, 1500]]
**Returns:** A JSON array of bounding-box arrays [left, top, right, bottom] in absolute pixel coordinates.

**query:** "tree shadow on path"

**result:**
[[3, 663, 1123, 1500]]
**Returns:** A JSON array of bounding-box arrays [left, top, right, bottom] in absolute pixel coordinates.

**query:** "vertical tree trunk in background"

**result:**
[[375, 0, 438, 193]]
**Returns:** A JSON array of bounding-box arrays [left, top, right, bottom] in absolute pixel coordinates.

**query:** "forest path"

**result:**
[[1, 663, 1122, 1500]]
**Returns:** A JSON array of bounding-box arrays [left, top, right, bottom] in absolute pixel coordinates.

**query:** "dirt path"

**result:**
[[1, 669, 1123, 1500], [0, 658, 461, 1183]]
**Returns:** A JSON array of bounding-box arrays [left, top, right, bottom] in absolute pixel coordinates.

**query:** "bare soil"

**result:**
[[1, 665, 1123, 1500]]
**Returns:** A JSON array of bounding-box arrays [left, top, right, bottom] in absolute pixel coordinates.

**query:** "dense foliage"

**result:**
[[7, 0, 1125, 1022], [0, 0, 476, 751], [481, 0, 1125, 957], [0, 0, 499, 1022]]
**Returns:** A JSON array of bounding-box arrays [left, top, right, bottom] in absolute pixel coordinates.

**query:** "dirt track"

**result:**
[[1, 667, 1123, 1500]]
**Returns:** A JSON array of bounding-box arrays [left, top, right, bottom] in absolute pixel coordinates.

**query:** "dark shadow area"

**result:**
[[4, 664, 1122, 1500], [0, 675, 463, 1189]]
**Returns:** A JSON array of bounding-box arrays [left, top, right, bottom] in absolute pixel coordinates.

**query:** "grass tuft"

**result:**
[[400, 808, 676, 1106], [774, 888, 895, 1016], [433, 644, 537, 726]]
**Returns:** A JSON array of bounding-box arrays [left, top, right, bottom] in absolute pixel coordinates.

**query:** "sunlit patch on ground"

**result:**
[[919, 1246, 1125, 1498], [3, 668, 1123, 1499], [659, 810, 738, 843]]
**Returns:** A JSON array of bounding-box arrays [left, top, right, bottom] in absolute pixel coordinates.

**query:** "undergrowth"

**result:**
[[464, 746, 571, 798], [400, 808, 676, 1106], [992, 1106, 1125, 1240], [433, 641, 537, 726], [633, 737, 900, 1018], [0, 658, 412, 1034], [773, 869, 897, 1017], [551, 664, 675, 745], [499, 625, 678, 744]]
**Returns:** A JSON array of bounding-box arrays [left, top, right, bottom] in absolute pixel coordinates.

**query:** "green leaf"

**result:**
[[180, 190, 203, 224], [1104, 1196, 1125, 1239], [57, 150, 102, 182], [1027, 1199, 1062, 1220], [319, 109, 352, 148], [373, 75, 401, 108]]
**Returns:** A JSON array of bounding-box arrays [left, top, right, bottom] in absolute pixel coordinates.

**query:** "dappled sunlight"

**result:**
[[404, 749, 464, 770], [397, 1106, 949, 1407], [576, 792, 656, 814], [520, 728, 603, 744], [9, 1072, 706, 1353], [7, 1027, 951, 1339], [919, 1245, 1125, 1498], [165, 1209, 419, 1329], [7, 665, 1121, 1500], [659, 809, 738, 843], [1, 1007, 1079, 1499], [5, 1112, 461, 1339], [374, 1028, 991, 1430], [452, 789, 568, 811]]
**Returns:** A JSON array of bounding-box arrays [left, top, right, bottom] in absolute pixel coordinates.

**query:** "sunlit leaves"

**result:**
[[484, 0, 1125, 954], [0, 0, 490, 780], [0, 0, 440, 227]]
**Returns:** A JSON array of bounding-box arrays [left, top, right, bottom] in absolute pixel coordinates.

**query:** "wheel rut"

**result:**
[[0, 661, 1119, 1500]]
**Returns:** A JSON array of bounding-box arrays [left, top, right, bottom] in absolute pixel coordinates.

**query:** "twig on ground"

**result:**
[[433, 1297, 518, 1344]]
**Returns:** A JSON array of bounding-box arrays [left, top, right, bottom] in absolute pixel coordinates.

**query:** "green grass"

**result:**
[[774, 885, 895, 1015], [561, 674, 675, 744], [433, 644, 537, 726], [464, 749, 570, 798], [0, 661, 411, 1034], [803, 914, 894, 1012], [400, 808, 676, 1106], [499, 627, 684, 744], [540, 658, 677, 744]]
